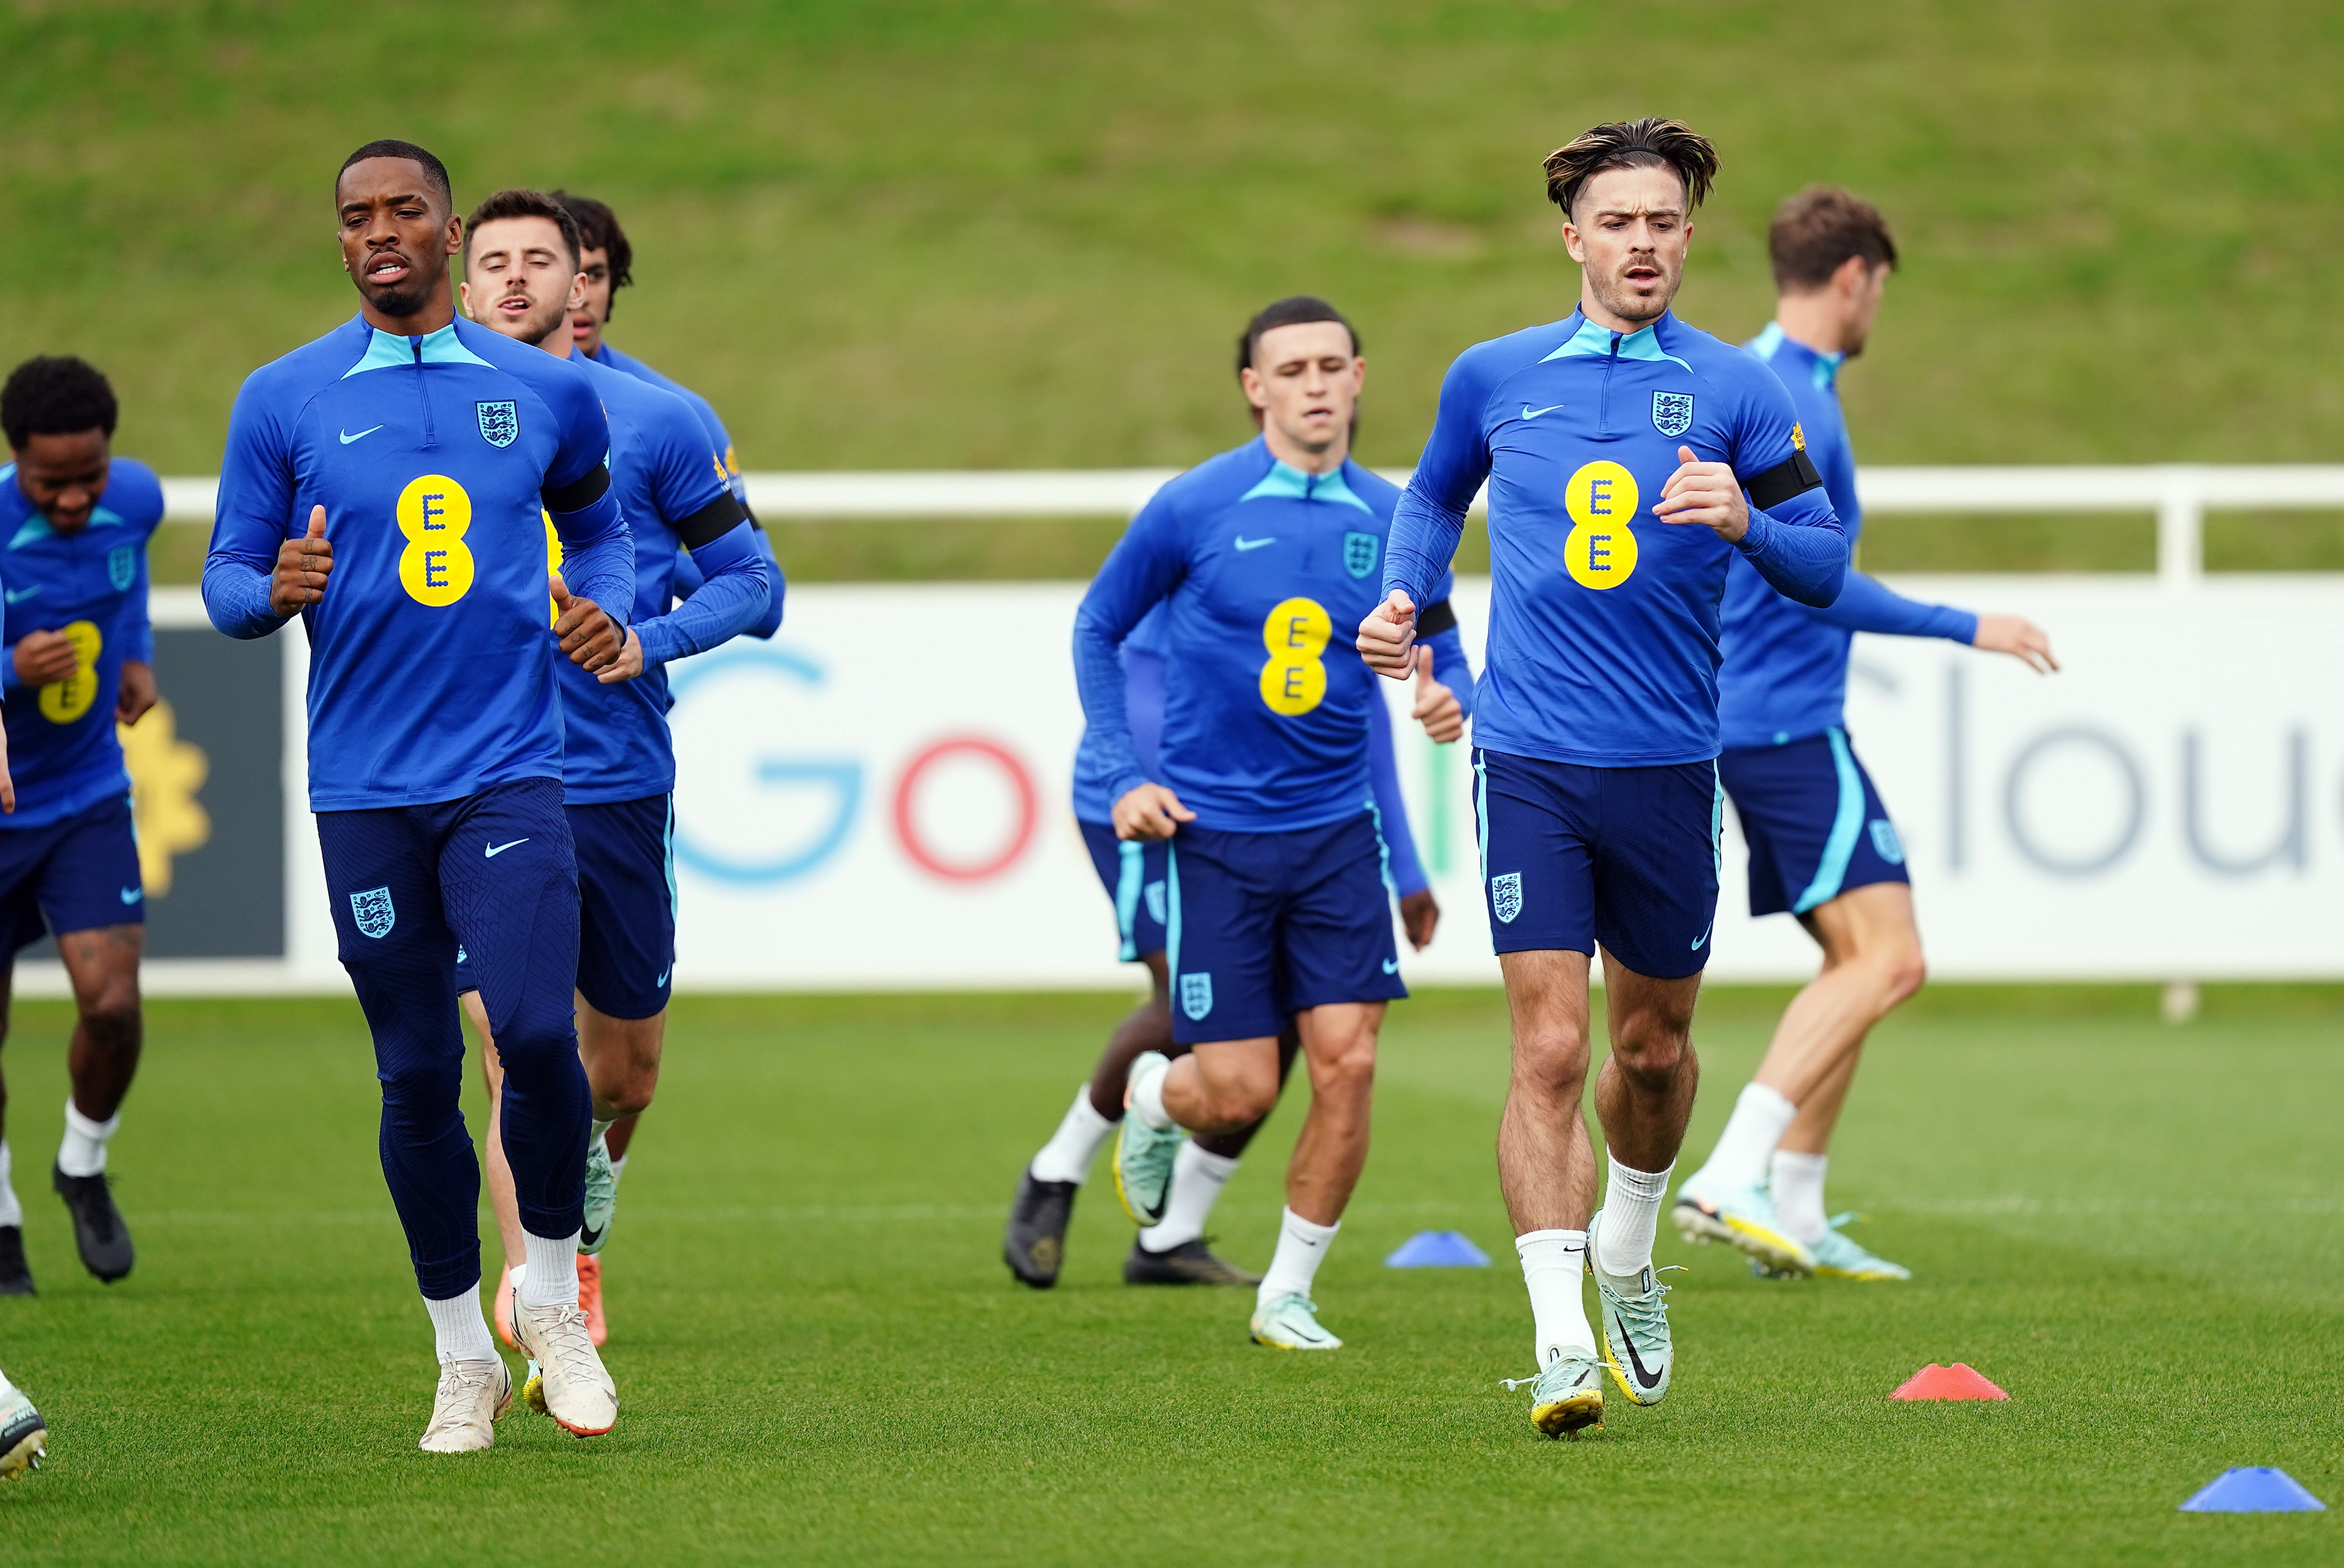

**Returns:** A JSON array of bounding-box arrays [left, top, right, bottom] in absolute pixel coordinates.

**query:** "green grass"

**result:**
[[0, 987, 2338, 1563]]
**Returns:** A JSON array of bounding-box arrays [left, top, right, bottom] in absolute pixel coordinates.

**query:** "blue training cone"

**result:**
[[1384, 1230, 1490, 1268], [2179, 1468, 2327, 1513]]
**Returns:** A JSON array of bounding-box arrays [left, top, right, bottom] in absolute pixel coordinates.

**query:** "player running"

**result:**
[[1359, 119, 1848, 1434], [1673, 188, 2055, 1281], [1007, 593, 1469, 1290], [0, 355, 163, 1294], [452, 189, 772, 1357], [1085, 295, 1455, 1351], [205, 140, 633, 1453]]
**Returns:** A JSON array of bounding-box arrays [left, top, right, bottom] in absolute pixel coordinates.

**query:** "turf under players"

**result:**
[[452, 189, 772, 1356], [0, 355, 163, 1294], [1672, 188, 2055, 1281], [205, 140, 633, 1452], [1084, 296, 1459, 1351], [1359, 119, 1849, 1434]]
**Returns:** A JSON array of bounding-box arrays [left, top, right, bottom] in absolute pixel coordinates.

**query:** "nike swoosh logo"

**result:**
[[339, 424, 385, 445], [1617, 1314, 1664, 1389], [580, 1222, 606, 1250], [485, 838, 529, 858], [1690, 922, 1713, 951], [4, 586, 40, 604], [120, 886, 143, 904], [654, 969, 670, 988], [1520, 403, 1566, 420], [1381, 959, 1399, 974], [1233, 536, 1277, 551]]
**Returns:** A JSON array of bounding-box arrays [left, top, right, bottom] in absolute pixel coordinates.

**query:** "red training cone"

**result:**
[[1889, 1363, 2009, 1401]]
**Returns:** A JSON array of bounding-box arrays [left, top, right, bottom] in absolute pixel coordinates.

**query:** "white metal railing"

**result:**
[[161, 465, 2344, 586]]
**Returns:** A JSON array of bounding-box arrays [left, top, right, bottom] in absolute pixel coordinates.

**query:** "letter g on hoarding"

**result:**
[[669, 646, 863, 884]]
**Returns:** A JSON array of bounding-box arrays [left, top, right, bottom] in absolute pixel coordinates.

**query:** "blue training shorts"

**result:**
[[1718, 728, 1909, 920], [1472, 748, 1720, 981], [0, 792, 144, 952], [1078, 818, 1168, 962], [456, 793, 677, 1020], [1165, 813, 1404, 1047]]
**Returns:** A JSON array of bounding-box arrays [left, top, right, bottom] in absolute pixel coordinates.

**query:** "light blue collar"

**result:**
[[1239, 457, 1372, 514], [342, 319, 495, 379], [1539, 312, 1693, 373], [4, 466, 125, 548], [1748, 322, 1840, 389]]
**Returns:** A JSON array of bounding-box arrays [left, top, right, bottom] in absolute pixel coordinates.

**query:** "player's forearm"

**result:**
[[1804, 570, 1977, 642], [1366, 699, 1428, 898], [1734, 509, 1846, 609], [1381, 487, 1467, 612], [201, 556, 287, 639], [741, 523, 785, 638], [549, 487, 635, 622], [636, 525, 770, 665], [1072, 608, 1146, 802]]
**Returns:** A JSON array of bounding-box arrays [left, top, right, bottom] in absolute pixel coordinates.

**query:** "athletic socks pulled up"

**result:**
[[0, 1139, 20, 1229], [519, 1230, 581, 1310], [423, 1287, 498, 1363], [1595, 1152, 1673, 1280], [1516, 1228, 1596, 1368], [57, 1099, 120, 1179], [1255, 1206, 1337, 1311], [1028, 1083, 1117, 1185], [1139, 1144, 1238, 1252], [1698, 1082, 1797, 1191], [1770, 1149, 1830, 1245]]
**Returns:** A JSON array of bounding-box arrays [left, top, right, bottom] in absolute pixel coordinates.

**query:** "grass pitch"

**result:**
[[0, 986, 2338, 1564]]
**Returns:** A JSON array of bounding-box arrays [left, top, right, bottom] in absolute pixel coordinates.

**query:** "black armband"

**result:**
[[541, 461, 612, 513], [676, 492, 750, 550], [1744, 448, 1823, 512], [1416, 597, 1459, 638]]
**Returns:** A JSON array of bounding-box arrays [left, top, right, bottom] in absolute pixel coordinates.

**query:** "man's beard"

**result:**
[[1592, 265, 1676, 325]]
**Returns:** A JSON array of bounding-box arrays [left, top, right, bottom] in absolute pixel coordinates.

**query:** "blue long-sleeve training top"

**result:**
[[1717, 324, 1978, 750], [1383, 308, 1846, 769], [204, 314, 633, 811], [0, 457, 162, 825], [1074, 436, 1447, 832]]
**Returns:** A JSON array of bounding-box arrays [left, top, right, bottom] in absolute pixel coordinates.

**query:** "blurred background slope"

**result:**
[[5, 0, 2341, 576]]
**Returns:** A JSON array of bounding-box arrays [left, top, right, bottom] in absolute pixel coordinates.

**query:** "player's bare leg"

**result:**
[[51, 925, 142, 1282]]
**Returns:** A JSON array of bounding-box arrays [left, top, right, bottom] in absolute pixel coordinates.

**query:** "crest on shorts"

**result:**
[[1490, 872, 1523, 925], [1144, 881, 1167, 926], [1343, 531, 1379, 579], [1869, 818, 1906, 866], [108, 544, 137, 591], [476, 400, 520, 449], [1650, 391, 1695, 438], [1180, 971, 1213, 1020], [350, 886, 396, 939]]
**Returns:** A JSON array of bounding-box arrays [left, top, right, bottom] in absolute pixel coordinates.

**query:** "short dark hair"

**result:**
[[551, 191, 633, 294], [337, 138, 453, 211], [1769, 186, 1898, 292], [1235, 296, 1360, 379], [1542, 117, 1718, 218], [2, 357, 118, 451], [464, 188, 584, 271]]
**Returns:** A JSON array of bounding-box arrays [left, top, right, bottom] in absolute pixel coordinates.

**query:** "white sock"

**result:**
[[1028, 1084, 1117, 1184], [0, 1139, 21, 1228], [1128, 1054, 1174, 1132], [1595, 1152, 1673, 1280], [1771, 1149, 1830, 1245], [424, 1288, 498, 1362], [591, 1117, 614, 1147], [57, 1098, 120, 1178], [1697, 1082, 1796, 1191], [520, 1230, 580, 1309], [1255, 1206, 1338, 1310], [609, 1153, 629, 1186], [1139, 1144, 1238, 1252], [1516, 1229, 1596, 1368]]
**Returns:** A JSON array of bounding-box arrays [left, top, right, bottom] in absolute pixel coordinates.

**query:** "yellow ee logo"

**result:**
[[397, 475, 475, 607], [543, 510, 563, 627], [1258, 597, 1331, 717], [1563, 460, 1640, 590], [37, 620, 103, 723]]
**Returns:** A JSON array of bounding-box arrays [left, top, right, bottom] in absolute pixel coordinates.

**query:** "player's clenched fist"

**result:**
[[1653, 444, 1750, 542], [549, 573, 624, 674], [270, 505, 333, 616], [1357, 589, 1417, 679], [1112, 781, 1195, 842]]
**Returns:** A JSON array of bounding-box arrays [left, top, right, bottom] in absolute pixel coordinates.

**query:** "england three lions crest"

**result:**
[[1490, 872, 1523, 925], [1343, 530, 1380, 580], [1180, 972, 1214, 1020], [476, 400, 520, 449], [1650, 391, 1695, 438], [350, 886, 396, 939]]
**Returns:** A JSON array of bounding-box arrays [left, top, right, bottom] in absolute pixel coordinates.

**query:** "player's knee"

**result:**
[[1310, 1036, 1377, 1100], [1876, 945, 1927, 1006], [1511, 1025, 1589, 1098], [378, 1056, 461, 1124], [1609, 1021, 1690, 1089], [78, 996, 141, 1055]]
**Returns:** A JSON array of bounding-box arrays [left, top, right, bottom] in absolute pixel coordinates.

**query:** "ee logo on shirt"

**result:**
[[37, 620, 103, 724], [1563, 460, 1640, 591], [397, 474, 475, 607], [1258, 596, 1331, 717]]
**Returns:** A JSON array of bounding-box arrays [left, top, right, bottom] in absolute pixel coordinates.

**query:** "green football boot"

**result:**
[[1588, 1208, 1677, 1406], [1809, 1215, 1911, 1281], [580, 1132, 618, 1257], [1249, 1291, 1341, 1350], [1112, 1053, 1185, 1227], [1672, 1171, 1815, 1275], [1503, 1351, 1605, 1437]]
